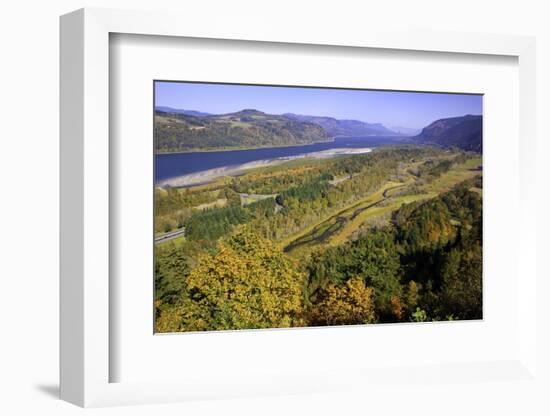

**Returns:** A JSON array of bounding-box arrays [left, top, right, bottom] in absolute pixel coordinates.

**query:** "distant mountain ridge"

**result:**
[[155, 106, 212, 117], [154, 106, 428, 153], [390, 126, 421, 136], [283, 113, 398, 137], [413, 115, 482, 152]]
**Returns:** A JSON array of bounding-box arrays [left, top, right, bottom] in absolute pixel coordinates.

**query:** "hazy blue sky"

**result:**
[[155, 81, 482, 129]]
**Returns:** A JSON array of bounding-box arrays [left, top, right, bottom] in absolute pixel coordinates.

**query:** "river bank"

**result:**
[[158, 147, 372, 188]]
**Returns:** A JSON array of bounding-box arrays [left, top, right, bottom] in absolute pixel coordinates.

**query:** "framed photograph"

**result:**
[[60, 8, 539, 408], [152, 80, 484, 334]]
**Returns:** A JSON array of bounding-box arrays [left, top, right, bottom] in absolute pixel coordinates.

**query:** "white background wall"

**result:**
[[0, 0, 548, 415]]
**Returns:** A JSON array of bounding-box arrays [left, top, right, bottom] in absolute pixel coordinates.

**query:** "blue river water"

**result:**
[[155, 136, 405, 183]]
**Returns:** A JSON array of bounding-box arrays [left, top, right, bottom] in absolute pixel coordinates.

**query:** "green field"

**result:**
[[239, 193, 277, 206], [423, 156, 482, 193]]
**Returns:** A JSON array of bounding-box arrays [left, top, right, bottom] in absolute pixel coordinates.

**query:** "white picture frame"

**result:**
[[60, 7, 538, 408]]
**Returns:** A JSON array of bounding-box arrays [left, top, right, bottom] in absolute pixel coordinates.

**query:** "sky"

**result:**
[[155, 81, 482, 129]]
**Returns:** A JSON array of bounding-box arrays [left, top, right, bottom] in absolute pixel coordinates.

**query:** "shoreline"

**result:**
[[157, 148, 373, 188], [155, 138, 335, 155], [154, 134, 405, 155]]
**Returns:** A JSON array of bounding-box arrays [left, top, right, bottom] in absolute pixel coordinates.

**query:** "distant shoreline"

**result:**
[[154, 135, 404, 155], [155, 138, 335, 155]]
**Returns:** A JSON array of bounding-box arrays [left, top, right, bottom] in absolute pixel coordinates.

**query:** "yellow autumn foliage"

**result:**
[[158, 228, 306, 332], [308, 277, 376, 326], [156, 306, 185, 333]]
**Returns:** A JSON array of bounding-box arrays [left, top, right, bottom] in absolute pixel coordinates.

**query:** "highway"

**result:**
[[155, 227, 186, 244]]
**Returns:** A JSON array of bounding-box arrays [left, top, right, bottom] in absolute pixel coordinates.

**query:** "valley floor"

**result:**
[[154, 146, 483, 332]]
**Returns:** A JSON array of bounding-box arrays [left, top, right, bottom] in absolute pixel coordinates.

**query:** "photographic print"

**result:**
[[154, 81, 482, 333]]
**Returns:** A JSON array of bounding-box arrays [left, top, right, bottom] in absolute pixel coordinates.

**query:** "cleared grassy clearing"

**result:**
[[330, 192, 437, 246], [329, 175, 352, 186], [422, 157, 482, 193], [194, 198, 227, 211], [240, 193, 277, 206]]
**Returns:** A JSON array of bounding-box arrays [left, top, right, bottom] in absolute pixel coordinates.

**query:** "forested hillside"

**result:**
[[155, 108, 482, 153], [155, 109, 330, 152], [413, 115, 482, 152]]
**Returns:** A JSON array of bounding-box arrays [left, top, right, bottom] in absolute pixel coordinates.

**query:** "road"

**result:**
[[155, 227, 186, 244]]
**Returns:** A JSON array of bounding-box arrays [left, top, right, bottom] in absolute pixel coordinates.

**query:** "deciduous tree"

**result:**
[[308, 277, 376, 326], [170, 228, 305, 332]]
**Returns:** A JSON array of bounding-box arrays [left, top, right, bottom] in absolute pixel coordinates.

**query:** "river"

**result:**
[[155, 136, 405, 187]]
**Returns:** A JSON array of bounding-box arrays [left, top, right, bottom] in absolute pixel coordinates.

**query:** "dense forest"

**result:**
[[154, 145, 483, 331]]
